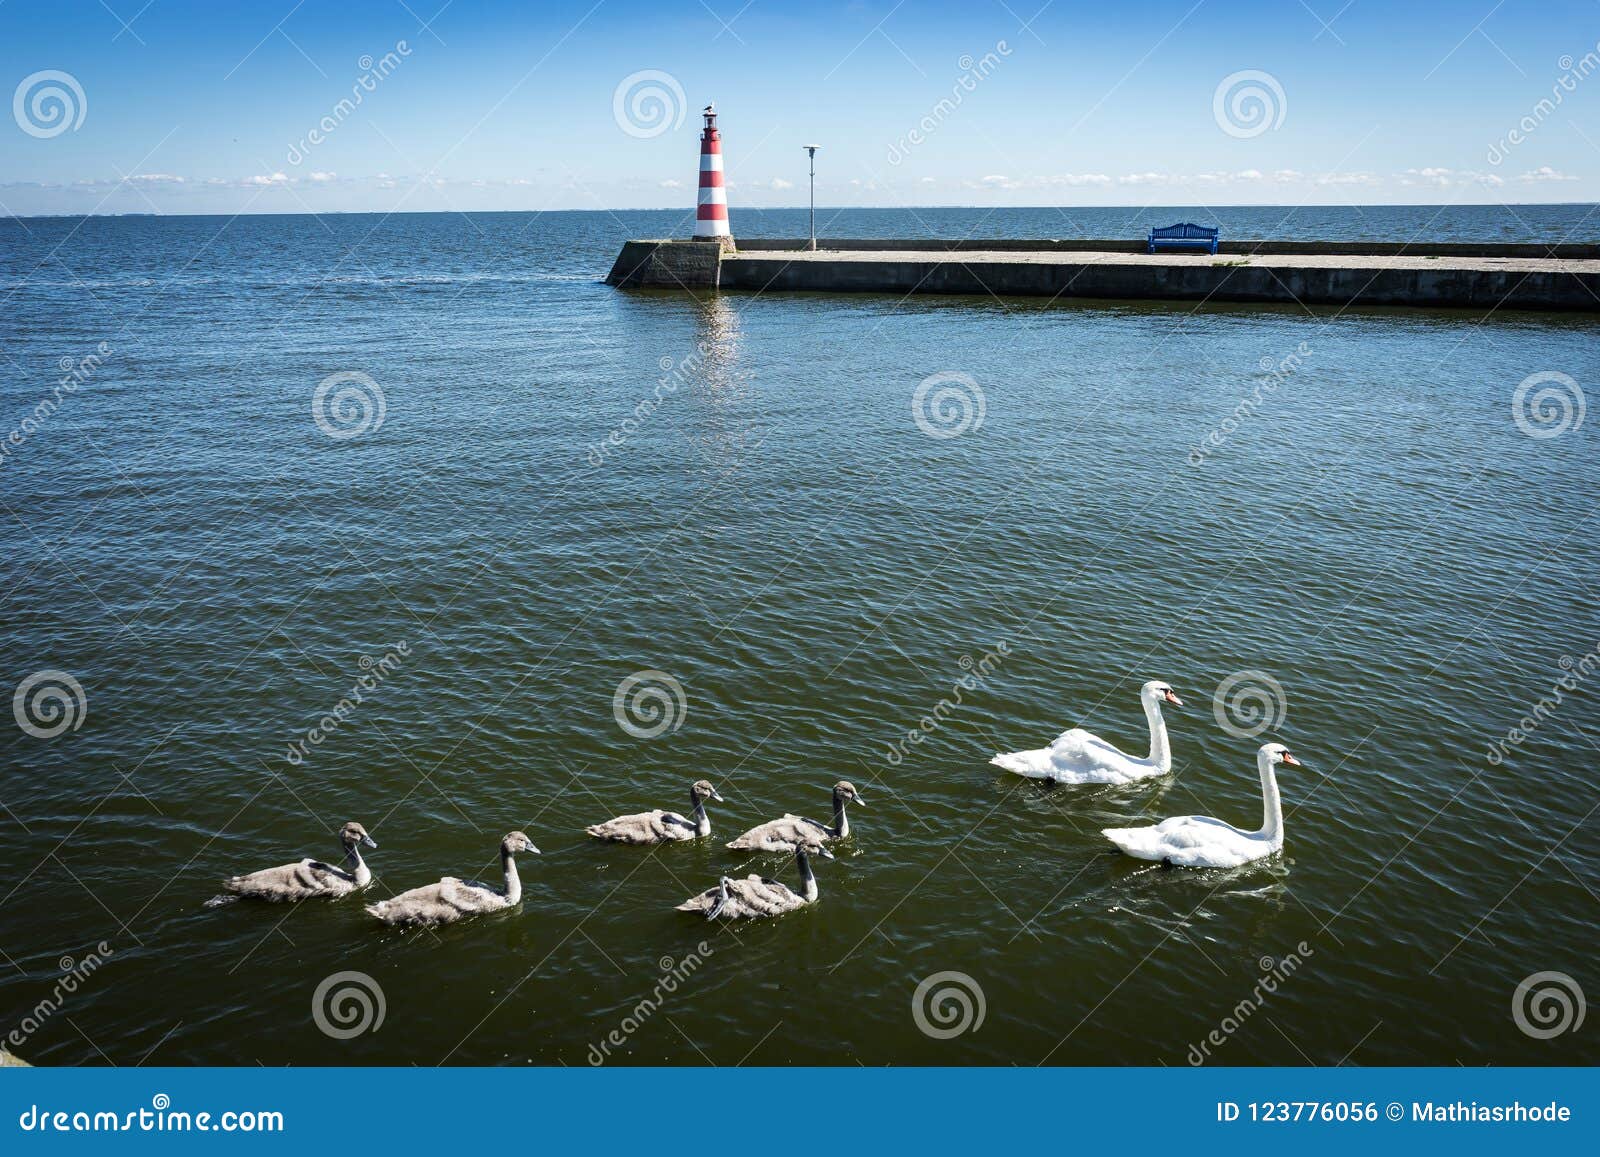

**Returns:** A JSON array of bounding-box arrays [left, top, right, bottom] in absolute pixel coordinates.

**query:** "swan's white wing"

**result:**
[[1103, 816, 1270, 869], [992, 728, 1157, 784]]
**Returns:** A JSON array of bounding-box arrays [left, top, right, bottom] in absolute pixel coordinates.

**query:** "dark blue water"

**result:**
[[0, 206, 1596, 1067]]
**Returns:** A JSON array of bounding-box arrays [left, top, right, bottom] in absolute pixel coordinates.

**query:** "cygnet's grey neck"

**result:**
[[690, 792, 711, 837], [500, 848, 522, 904], [795, 848, 819, 903], [343, 840, 371, 886], [832, 794, 850, 838]]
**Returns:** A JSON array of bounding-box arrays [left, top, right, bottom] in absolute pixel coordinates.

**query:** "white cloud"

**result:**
[[245, 172, 291, 186], [769, 177, 794, 190], [659, 178, 682, 188], [1118, 171, 1169, 185], [308, 171, 336, 182], [1517, 165, 1578, 182], [1400, 167, 1503, 187]]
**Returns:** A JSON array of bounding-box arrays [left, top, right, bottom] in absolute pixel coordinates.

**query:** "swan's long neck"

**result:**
[[343, 841, 371, 886], [795, 849, 819, 903], [691, 792, 711, 837], [500, 849, 522, 904], [832, 794, 849, 838], [1143, 696, 1171, 772], [1256, 752, 1283, 842]]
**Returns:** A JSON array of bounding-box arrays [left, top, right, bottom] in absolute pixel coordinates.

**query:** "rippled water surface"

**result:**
[[1, 207, 1596, 1066]]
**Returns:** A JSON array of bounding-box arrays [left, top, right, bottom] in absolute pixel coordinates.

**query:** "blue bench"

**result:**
[[1148, 222, 1220, 254]]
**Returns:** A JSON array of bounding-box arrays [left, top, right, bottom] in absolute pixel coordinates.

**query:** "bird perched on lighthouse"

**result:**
[[693, 102, 734, 249]]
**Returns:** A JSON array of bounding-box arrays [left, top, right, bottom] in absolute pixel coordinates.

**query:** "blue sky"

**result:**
[[2, 0, 1597, 215]]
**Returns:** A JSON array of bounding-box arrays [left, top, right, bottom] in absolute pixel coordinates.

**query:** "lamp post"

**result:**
[[803, 144, 820, 250]]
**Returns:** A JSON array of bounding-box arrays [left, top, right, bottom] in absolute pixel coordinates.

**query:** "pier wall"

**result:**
[[720, 255, 1598, 312], [605, 240, 723, 289], [606, 238, 1600, 311], [733, 238, 1600, 260]]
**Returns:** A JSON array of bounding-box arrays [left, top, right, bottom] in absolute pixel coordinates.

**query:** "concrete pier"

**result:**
[[606, 238, 1600, 312]]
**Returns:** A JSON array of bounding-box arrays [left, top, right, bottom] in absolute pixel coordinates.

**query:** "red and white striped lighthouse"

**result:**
[[692, 103, 733, 248]]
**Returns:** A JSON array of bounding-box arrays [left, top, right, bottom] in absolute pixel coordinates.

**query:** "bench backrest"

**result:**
[[1150, 222, 1219, 240]]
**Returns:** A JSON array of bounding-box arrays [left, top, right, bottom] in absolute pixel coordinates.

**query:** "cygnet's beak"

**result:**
[[361, 835, 378, 849], [711, 790, 726, 803]]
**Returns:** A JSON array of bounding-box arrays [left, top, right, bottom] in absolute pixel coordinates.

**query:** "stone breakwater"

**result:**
[[606, 238, 1600, 311]]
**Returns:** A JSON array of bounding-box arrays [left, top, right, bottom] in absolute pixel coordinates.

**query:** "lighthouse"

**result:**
[[692, 103, 733, 249]]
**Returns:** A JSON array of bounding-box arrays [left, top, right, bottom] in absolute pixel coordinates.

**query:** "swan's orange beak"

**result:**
[[1281, 751, 1302, 766], [1163, 689, 1183, 706]]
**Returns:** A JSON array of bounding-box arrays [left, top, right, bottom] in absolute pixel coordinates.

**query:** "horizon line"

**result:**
[[4, 200, 1597, 222]]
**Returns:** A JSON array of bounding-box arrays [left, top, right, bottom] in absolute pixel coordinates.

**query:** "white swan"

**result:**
[[990, 680, 1182, 784], [1102, 743, 1302, 869], [365, 831, 539, 927]]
